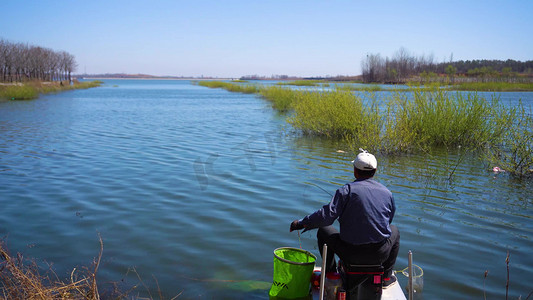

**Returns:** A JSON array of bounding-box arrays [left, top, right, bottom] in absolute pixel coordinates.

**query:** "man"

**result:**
[[290, 149, 400, 286]]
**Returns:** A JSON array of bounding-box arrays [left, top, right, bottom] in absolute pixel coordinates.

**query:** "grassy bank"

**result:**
[[0, 80, 102, 100]]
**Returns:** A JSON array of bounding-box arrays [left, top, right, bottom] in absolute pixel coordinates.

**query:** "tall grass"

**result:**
[[276, 80, 320, 87], [196, 80, 259, 93], [484, 101, 533, 177], [388, 89, 502, 150], [259, 86, 300, 112], [0, 80, 102, 100], [0, 85, 39, 100], [335, 84, 385, 92], [288, 89, 382, 144], [451, 82, 533, 91]]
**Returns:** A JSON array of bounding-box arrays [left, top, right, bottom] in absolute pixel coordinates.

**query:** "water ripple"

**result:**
[[0, 80, 532, 299]]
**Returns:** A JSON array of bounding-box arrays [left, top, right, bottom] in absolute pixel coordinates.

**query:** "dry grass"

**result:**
[[0, 236, 181, 300], [0, 237, 103, 300], [0, 80, 102, 100]]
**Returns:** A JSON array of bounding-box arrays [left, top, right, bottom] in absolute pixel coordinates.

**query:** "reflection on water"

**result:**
[[0, 80, 531, 299]]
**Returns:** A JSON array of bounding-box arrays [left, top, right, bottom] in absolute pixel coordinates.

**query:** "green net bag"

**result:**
[[269, 247, 317, 299]]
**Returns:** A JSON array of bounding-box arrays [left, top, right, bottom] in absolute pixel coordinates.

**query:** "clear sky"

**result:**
[[1, 0, 531, 78]]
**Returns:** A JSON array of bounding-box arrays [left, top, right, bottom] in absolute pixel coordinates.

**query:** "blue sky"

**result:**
[[1, 0, 531, 77]]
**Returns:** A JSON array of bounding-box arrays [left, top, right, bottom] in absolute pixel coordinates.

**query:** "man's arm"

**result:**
[[292, 185, 349, 231]]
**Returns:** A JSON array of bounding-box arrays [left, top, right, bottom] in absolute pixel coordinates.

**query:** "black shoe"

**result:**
[[382, 274, 397, 289]]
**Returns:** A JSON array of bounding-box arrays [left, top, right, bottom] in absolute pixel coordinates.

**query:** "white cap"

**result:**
[[351, 148, 377, 170]]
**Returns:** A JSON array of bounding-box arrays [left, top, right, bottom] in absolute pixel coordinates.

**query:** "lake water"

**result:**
[[0, 80, 532, 299]]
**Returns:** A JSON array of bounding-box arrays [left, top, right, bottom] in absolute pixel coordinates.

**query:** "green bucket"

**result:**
[[269, 247, 317, 299]]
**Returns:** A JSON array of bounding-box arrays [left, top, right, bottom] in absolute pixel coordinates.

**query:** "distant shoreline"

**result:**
[[79, 77, 234, 81]]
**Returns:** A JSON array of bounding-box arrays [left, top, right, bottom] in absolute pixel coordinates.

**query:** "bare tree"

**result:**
[[361, 53, 385, 83], [0, 38, 77, 82]]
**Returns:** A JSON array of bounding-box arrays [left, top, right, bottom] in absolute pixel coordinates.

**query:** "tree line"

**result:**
[[0, 38, 77, 82], [361, 47, 533, 83]]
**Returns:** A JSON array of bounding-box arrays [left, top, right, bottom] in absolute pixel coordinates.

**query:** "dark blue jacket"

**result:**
[[299, 178, 395, 245]]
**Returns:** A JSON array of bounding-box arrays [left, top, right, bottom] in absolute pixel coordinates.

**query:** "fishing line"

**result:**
[[294, 182, 332, 249], [294, 182, 333, 249], [307, 182, 333, 197]]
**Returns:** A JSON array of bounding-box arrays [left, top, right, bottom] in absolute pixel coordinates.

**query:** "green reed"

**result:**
[[335, 84, 386, 92], [0, 80, 102, 100], [288, 89, 382, 143], [388, 89, 501, 150], [0, 85, 39, 100], [197, 80, 259, 94], [484, 100, 533, 177], [195, 81, 532, 176], [451, 82, 533, 92], [276, 80, 320, 87], [259, 85, 301, 112]]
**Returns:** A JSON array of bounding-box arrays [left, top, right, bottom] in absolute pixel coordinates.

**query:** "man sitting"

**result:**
[[290, 149, 400, 286]]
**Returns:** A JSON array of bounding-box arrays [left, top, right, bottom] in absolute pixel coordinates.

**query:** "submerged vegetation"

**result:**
[[198, 80, 533, 177]]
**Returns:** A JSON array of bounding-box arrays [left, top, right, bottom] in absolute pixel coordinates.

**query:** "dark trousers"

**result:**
[[317, 225, 400, 278]]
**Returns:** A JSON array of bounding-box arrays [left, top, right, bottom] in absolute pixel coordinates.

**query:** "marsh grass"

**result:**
[[276, 80, 320, 87], [196, 81, 532, 176], [389, 89, 500, 150], [335, 84, 386, 92], [288, 89, 382, 145], [197, 81, 259, 94], [0, 85, 39, 100], [0, 80, 102, 100], [258, 86, 300, 112], [451, 82, 533, 92], [484, 101, 533, 177]]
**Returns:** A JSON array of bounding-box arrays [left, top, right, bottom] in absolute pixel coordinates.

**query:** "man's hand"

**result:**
[[290, 220, 304, 232]]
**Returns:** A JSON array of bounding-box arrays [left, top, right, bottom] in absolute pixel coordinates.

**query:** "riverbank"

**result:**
[[0, 80, 102, 100]]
